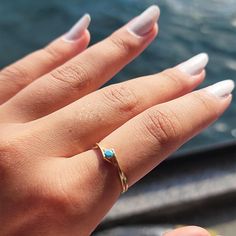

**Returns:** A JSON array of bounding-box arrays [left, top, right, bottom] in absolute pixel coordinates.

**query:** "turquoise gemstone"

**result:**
[[104, 149, 114, 158]]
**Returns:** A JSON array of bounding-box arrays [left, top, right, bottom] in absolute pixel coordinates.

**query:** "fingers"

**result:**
[[97, 80, 233, 186], [66, 80, 233, 226], [0, 14, 91, 105], [28, 53, 208, 156], [163, 226, 211, 236], [1, 6, 160, 122]]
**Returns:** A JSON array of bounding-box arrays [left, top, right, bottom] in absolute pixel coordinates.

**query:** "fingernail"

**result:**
[[205, 80, 235, 98], [127, 5, 160, 37], [63, 14, 91, 42], [178, 53, 209, 76]]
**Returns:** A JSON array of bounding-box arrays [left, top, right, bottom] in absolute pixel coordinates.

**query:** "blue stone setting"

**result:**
[[104, 149, 115, 159]]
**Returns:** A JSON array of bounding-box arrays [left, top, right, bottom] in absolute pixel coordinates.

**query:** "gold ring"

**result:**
[[93, 143, 128, 193]]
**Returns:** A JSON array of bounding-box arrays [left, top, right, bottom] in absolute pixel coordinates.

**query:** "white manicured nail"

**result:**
[[63, 14, 91, 42], [178, 53, 209, 76], [127, 5, 160, 37], [205, 80, 235, 98]]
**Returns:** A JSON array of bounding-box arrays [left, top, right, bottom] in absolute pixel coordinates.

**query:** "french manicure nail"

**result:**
[[205, 80, 235, 98], [63, 14, 91, 42], [178, 53, 209, 76], [127, 5, 160, 37]]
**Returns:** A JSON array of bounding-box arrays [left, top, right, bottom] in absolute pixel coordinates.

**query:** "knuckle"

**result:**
[[142, 108, 182, 145], [0, 65, 31, 88], [192, 92, 218, 117], [109, 34, 137, 54], [0, 135, 17, 161], [20, 186, 73, 225], [0, 125, 29, 179], [39, 190, 70, 215], [62, 189, 88, 218], [102, 84, 139, 115], [0, 140, 10, 167], [161, 68, 189, 93], [42, 45, 63, 64], [44, 179, 88, 219], [50, 62, 91, 92], [0, 138, 19, 183]]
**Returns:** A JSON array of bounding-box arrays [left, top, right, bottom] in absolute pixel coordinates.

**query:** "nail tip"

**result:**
[[201, 53, 209, 67], [127, 5, 160, 37], [83, 13, 91, 24], [205, 79, 235, 98], [149, 5, 161, 13], [63, 13, 91, 42], [199, 52, 209, 62], [194, 52, 209, 64], [80, 13, 91, 29], [145, 5, 161, 19], [219, 79, 235, 88], [177, 53, 209, 76], [226, 79, 235, 91]]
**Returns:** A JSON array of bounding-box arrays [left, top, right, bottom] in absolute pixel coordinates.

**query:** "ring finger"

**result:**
[[65, 80, 233, 233]]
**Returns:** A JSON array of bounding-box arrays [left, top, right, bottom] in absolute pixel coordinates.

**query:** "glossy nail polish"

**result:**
[[205, 80, 235, 98], [178, 53, 209, 76], [127, 5, 160, 37], [63, 14, 91, 42]]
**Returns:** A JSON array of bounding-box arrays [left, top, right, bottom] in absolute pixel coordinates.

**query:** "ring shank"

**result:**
[[93, 143, 128, 193]]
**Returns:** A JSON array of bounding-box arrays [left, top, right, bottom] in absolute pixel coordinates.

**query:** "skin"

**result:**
[[0, 15, 226, 236]]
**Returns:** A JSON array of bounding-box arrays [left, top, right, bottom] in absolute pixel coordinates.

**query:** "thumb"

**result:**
[[163, 226, 211, 236]]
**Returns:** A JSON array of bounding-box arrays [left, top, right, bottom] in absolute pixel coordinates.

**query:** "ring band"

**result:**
[[93, 143, 128, 193]]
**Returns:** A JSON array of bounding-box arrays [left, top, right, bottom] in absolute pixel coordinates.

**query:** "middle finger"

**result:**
[[26, 53, 208, 157]]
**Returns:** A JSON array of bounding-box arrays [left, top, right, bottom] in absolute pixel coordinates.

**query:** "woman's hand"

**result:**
[[0, 5, 232, 236]]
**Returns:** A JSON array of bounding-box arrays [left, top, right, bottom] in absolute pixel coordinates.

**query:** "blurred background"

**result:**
[[1, 0, 236, 235]]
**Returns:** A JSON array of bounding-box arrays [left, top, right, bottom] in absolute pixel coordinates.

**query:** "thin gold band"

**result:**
[[93, 143, 128, 193]]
